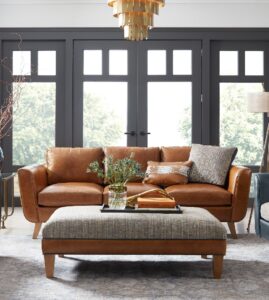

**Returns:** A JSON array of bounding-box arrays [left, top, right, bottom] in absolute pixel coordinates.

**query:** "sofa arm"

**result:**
[[18, 164, 48, 223], [227, 165, 252, 222]]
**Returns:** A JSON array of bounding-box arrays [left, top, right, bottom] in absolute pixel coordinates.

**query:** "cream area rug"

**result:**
[[1, 233, 269, 300]]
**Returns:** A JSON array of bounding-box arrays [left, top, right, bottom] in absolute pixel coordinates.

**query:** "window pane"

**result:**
[[173, 50, 192, 75], [148, 82, 192, 146], [12, 51, 31, 75], [220, 82, 263, 166], [245, 51, 264, 76], [84, 50, 102, 75], [219, 51, 238, 76], [109, 50, 128, 75], [83, 82, 127, 147], [14, 174, 20, 197], [148, 50, 166, 75], [13, 82, 56, 165], [38, 51, 56, 76]]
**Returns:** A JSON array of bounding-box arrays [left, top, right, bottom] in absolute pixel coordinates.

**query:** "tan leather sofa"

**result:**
[[18, 146, 252, 239]]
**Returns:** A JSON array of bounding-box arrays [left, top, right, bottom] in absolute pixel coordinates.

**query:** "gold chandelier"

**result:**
[[108, 0, 165, 41]]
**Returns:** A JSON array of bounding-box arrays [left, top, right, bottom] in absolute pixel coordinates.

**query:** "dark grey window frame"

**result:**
[[210, 40, 269, 170], [1, 28, 269, 176], [1, 40, 66, 172]]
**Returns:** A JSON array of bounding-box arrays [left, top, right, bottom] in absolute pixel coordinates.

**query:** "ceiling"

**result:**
[[1, 0, 269, 4]]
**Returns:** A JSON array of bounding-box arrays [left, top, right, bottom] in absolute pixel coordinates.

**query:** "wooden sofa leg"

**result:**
[[228, 222, 237, 239], [44, 255, 55, 278], [33, 223, 42, 239], [213, 255, 223, 279]]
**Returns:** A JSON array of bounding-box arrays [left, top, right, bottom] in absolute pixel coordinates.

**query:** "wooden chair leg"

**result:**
[[228, 222, 237, 239], [44, 254, 55, 278], [213, 255, 223, 279], [32, 223, 42, 239]]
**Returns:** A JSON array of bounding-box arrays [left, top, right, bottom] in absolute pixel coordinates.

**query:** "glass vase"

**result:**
[[108, 184, 127, 209]]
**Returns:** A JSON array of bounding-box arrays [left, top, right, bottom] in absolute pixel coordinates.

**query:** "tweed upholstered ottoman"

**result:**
[[42, 206, 227, 279]]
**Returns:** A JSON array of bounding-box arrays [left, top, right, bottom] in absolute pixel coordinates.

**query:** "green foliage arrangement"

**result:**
[[87, 153, 144, 191]]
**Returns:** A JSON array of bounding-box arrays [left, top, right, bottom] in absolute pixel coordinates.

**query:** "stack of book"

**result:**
[[137, 197, 176, 209]]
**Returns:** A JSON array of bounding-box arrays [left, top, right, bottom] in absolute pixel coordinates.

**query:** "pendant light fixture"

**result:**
[[108, 0, 165, 41]]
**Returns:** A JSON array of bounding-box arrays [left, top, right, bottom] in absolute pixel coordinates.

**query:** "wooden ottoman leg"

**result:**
[[213, 255, 223, 279], [44, 254, 55, 278]]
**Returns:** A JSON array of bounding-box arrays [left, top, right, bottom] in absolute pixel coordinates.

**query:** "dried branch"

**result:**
[[0, 35, 26, 141]]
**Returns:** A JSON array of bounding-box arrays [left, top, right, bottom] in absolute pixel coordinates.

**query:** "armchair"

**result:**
[[254, 173, 269, 239]]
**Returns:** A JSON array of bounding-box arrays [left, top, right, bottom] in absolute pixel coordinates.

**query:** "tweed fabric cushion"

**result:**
[[143, 161, 192, 187], [42, 206, 227, 240], [189, 144, 237, 186]]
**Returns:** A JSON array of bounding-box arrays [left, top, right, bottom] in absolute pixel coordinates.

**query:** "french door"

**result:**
[[73, 40, 202, 147], [137, 41, 202, 146], [73, 41, 137, 147]]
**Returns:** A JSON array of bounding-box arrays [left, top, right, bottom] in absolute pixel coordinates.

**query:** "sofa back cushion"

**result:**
[[104, 147, 160, 173], [46, 147, 104, 185], [161, 146, 191, 162]]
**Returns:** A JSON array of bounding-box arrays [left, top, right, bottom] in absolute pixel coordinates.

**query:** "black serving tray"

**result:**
[[100, 204, 183, 214]]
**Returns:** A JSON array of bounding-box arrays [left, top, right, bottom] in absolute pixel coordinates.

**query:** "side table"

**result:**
[[0, 173, 16, 229]]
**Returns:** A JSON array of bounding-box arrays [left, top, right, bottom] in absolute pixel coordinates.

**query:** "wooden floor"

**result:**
[[0, 207, 259, 237]]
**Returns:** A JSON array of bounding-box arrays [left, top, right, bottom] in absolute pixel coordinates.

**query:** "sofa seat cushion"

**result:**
[[165, 183, 232, 206], [38, 182, 103, 206], [103, 182, 161, 204]]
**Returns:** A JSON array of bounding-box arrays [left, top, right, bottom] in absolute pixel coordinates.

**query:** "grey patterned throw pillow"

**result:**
[[189, 144, 237, 186]]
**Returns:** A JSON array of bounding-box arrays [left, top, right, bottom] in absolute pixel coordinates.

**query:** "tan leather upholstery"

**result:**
[[161, 146, 191, 162], [46, 147, 104, 185], [202, 206, 232, 222], [227, 166, 252, 222], [104, 147, 160, 172], [18, 164, 48, 223], [38, 207, 58, 223], [18, 147, 252, 227], [143, 161, 192, 186], [103, 182, 161, 204], [39, 182, 103, 206], [166, 184, 232, 206]]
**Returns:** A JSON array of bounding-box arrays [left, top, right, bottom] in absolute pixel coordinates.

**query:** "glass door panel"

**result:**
[[211, 41, 268, 166], [220, 82, 263, 165], [74, 40, 136, 147], [148, 82, 192, 146], [13, 82, 56, 165], [83, 82, 128, 147], [138, 41, 202, 146]]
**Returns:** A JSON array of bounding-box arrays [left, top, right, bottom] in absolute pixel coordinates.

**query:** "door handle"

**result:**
[[124, 131, 136, 136], [140, 131, 151, 136]]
